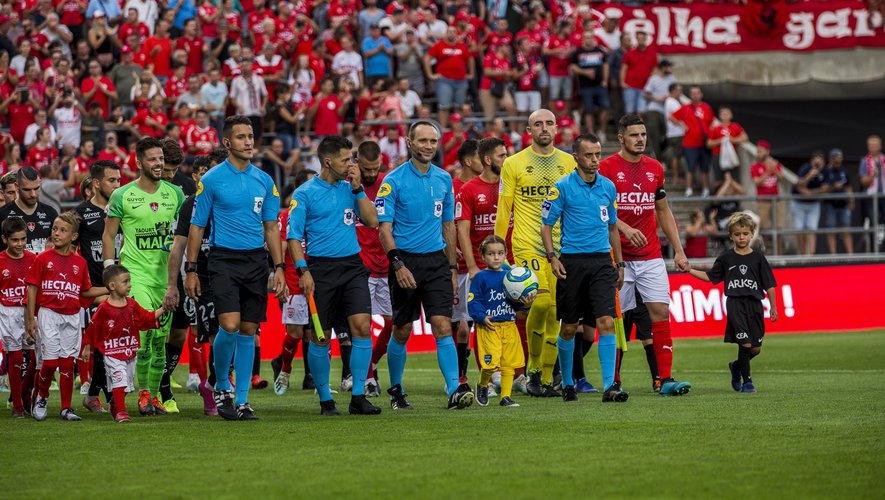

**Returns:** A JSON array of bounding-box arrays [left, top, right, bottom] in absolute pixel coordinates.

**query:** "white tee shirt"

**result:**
[[397, 89, 421, 118], [665, 96, 685, 139], [331, 50, 363, 88], [54, 107, 82, 148], [24, 123, 57, 148]]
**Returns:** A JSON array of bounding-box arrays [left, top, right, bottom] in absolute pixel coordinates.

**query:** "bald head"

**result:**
[[527, 109, 557, 150]]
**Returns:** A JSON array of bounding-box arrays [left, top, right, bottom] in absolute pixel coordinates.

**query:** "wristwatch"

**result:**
[[295, 264, 309, 276], [449, 264, 458, 271], [185, 262, 198, 273], [352, 185, 364, 195], [615, 262, 626, 269], [274, 262, 286, 272], [545, 251, 556, 262]]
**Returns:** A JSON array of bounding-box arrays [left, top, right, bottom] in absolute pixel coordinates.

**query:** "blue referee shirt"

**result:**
[[541, 171, 618, 254], [375, 160, 454, 254], [192, 159, 279, 250], [287, 176, 363, 258]]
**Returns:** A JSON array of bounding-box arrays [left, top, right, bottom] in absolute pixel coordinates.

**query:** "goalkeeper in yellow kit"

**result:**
[[495, 109, 576, 397]]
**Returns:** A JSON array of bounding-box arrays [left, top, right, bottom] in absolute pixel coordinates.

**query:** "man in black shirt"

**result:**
[[75, 160, 122, 413], [0, 167, 58, 253], [570, 31, 609, 139]]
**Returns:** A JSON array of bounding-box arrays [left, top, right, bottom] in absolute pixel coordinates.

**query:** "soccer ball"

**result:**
[[503, 266, 539, 301]]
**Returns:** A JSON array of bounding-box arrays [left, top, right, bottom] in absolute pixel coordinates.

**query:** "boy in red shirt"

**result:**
[[82, 265, 165, 423], [25, 212, 108, 421], [0, 218, 37, 418]]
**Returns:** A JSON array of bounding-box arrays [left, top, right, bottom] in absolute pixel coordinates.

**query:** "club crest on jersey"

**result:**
[[484, 354, 492, 365], [73, 265, 80, 275], [343, 209, 355, 226], [455, 201, 462, 218], [374, 198, 385, 215], [150, 202, 159, 212], [546, 187, 560, 201], [433, 200, 443, 218], [599, 205, 609, 222], [477, 194, 487, 203], [377, 183, 392, 197], [740, 265, 748, 275], [646, 172, 655, 182], [617, 172, 625, 181], [27, 222, 35, 231], [1, 269, 8, 278], [196, 182, 204, 196], [47, 261, 53, 270]]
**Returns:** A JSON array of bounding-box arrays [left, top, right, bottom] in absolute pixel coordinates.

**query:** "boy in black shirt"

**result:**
[[690, 212, 778, 393]]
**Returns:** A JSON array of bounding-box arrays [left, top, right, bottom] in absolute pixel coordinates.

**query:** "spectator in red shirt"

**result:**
[[424, 26, 474, 129], [307, 77, 348, 138], [174, 19, 208, 75], [751, 140, 786, 250], [543, 20, 576, 110], [25, 127, 58, 171], [670, 86, 714, 197], [119, 7, 150, 46], [0, 88, 37, 145], [145, 19, 173, 80], [440, 113, 471, 172], [479, 43, 516, 123], [80, 59, 117, 119], [482, 18, 512, 53], [621, 31, 658, 115], [707, 105, 749, 182], [185, 109, 219, 156], [198, 0, 222, 42], [97, 131, 135, 183], [132, 93, 169, 138]]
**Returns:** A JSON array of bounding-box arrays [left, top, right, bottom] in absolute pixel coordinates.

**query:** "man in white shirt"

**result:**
[[24, 109, 57, 149], [663, 82, 686, 185], [594, 14, 621, 51], [228, 60, 268, 144], [416, 7, 447, 48], [50, 92, 85, 150], [331, 36, 364, 89], [395, 78, 421, 118]]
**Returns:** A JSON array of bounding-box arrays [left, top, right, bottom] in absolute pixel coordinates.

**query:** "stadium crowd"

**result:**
[[0, 0, 881, 420]]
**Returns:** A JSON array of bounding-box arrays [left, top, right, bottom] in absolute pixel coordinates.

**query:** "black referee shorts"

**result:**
[[390, 250, 453, 327], [725, 296, 765, 347], [623, 290, 652, 341], [309, 254, 372, 332], [185, 274, 219, 343], [556, 253, 617, 324], [209, 247, 269, 325]]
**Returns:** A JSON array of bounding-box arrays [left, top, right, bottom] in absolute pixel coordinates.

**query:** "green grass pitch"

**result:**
[[1, 331, 883, 498]]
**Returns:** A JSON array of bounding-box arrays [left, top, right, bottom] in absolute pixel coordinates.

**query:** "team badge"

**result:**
[[599, 205, 609, 222], [546, 187, 560, 201], [150, 202, 159, 212], [27, 222, 35, 231], [617, 172, 625, 181], [343, 209, 355, 226], [483, 354, 492, 365], [73, 265, 80, 275], [377, 183, 392, 197], [47, 262, 53, 270], [2, 269, 8, 278], [455, 202, 462, 218], [739, 265, 748, 275], [433, 200, 443, 218], [646, 172, 655, 182], [477, 194, 486, 203], [196, 182, 204, 196], [374, 198, 385, 215]]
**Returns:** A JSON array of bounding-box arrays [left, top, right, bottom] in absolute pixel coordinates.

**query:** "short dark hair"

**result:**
[[102, 264, 129, 286], [476, 138, 504, 166], [668, 82, 680, 93], [223, 115, 253, 139], [316, 135, 353, 163], [1, 217, 26, 238], [1, 172, 16, 190], [573, 134, 601, 153], [90, 160, 120, 180], [192, 155, 213, 173], [408, 120, 439, 140], [294, 169, 315, 188], [135, 137, 164, 163], [479, 234, 507, 255], [457, 139, 479, 166], [357, 140, 381, 162], [16, 166, 39, 184], [208, 147, 228, 166], [618, 113, 645, 134], [160, 137, 184, 166]]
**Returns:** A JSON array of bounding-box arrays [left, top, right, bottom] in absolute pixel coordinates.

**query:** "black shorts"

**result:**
[[208, 247, 269, 324], [556, 253, 617, 324], [390, 251, 453, 327], [171, 277, 191, 330], [309, 254, 371, 332], [623, 290, 652, 341], [186, 274, 218, 343], [725, 296, 765, 347]]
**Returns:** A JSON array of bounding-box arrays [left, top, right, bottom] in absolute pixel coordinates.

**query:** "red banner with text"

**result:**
[[178, 264, 884, 363], [600, 1, 885, 53]]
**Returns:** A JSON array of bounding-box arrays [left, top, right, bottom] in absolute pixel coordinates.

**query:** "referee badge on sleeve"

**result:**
[[455, 201, 462, 218], [541, 199, 552, 218], [374, 198, 385, 215], [253, 197, 264, 214], [434, 200, 443, 218], [343, 209, 356, 226], [599, 205, 609, 222]]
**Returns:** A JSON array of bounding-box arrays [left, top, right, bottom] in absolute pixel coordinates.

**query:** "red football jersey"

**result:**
[[599, 153, 665, 261], [85, 298, 158, 360], [0, 250, 36, 307], [185, 126, 218, 155], [25, 146, 57, 170], [174, 36, 205, 75], [278, 209, 304, 294], [132, 109, 168, 139], [357, 174, 388, 278], [25, 248, 93, 315], [455, 176, 513, 270]]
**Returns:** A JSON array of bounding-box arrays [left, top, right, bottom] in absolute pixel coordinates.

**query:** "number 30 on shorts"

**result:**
[[520, 258, 542, 272]]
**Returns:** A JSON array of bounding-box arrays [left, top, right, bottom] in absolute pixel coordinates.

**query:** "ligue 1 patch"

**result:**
[[541, 199, 552, 218], [455, 202, 462, 218], [377, 183, 393, 197], [343, 208, 356, 226], [196, 181, 204, 196], [272, 184, 280, 197], [546, 187, 560, 201], [484, 354, 492, 365], [433, 200, 443, 218], [374, 198, 385, 215], [599, 205, 609, 222], [467, 292, 474, 302], [290, 199, 298, 209], [253, 197, 264, 214]]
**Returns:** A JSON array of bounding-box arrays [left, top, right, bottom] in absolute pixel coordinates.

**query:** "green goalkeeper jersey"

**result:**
[[107, 180, 184, 288]]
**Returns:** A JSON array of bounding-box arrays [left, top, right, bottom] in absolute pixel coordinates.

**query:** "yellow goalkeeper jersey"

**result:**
[[495, 146, 576, 257]]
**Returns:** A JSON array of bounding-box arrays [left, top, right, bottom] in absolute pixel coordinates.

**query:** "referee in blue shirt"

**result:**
[[185, 116, 288, 421], [287, 135, 381, 417], [375, 121, 474, 410], [541, 134, 628, 404]]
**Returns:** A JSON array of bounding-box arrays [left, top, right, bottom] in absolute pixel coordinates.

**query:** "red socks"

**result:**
[[281, 334, 300, 373], [7, 350, 24, 412], [368, 318, 393, 377], [652, 321, 673, 380], [112, 387, 127, 415], [59, 357, 74, 410], [188, 331, 207, 381], [38, 358, 60, 398], [76, 351, 91, 386]]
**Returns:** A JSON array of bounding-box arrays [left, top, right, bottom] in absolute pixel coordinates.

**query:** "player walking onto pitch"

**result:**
[[599, 114, 692, 396], [375, 120, 474, 410], [689, 212, 777, 393], [541, 134, 627, 403], [495, 109, 576, 397], [185, 116, 288, 421], [287, 135, 381, 416], [103, 138, 184, 416]]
